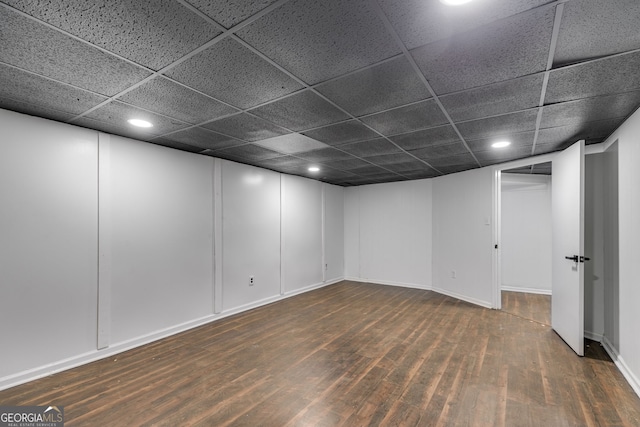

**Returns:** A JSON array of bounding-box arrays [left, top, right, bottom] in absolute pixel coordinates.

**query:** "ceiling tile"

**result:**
[[456, 110, 539, 140], [427, 152, 478, 168], [541, 91, 640, 129], [0, 63, 107, 116], [315, 56, 431, 116], [149, 139, 205, 153], [257, 155, 314, 170], [545, 51, 640, 104], [532, 162, 552, 175], [440, 73, 544, 122], [0, 98, 75, 123], [253, 134, 329, 154], [402, 169, 441, 179], [365, 152, 420, 166], [209, 143, 283, 162], [535, 118, 623, 153], [3, 0, 221, 70], [437, 164, 479, 174], [360, 100, 448, 136], [236, 0, 400, 84], [338, 138, 403, 158], [554, 0, 640, 67], [249, 90, 349, 131], [374, 159, 430, 173], [0, 6, 151, 96], [466, 131, 535, 154], [378, 0, 550, 50], [411, 6, 553, 94], [118, 77, 238, 124], [350, 164, 398, 177], [390, 125, 461, 151], [166, 38, 303, 109], [203, 113, 291, 142], [73, 116, 160, 141], [408, 142, 471, 161], [295, 147, 359, 163], [154, 127, 243, 151], [474, 145, 533, 166], [320, 158, 373, 170], [187, 0, 280, 28], [83, 100, 189, 135], [302, 120, 379, 146]]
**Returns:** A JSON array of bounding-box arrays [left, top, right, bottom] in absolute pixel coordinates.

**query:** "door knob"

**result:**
[[565, 255, 579, 262]]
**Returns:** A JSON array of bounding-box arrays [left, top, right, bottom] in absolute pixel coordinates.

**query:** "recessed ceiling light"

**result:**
[[308, 166, 320, 172], [439, 0, 474, 5], [492, 141, 511, 148], [127, 118, 153, 128]]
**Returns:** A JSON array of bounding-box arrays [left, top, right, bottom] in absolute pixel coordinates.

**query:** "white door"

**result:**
[[551, 140, 585, 356]]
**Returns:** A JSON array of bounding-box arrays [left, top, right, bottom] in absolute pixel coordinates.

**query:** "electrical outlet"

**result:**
[[451, 270, 456, 279], [325, 263, 328, 271], [249, 276, 254, 286]]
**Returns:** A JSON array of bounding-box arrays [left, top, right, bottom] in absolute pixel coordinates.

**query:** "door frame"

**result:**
[[491, 152, 558, 310]]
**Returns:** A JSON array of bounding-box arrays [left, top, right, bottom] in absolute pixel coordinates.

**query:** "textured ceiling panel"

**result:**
[[541, 91, 640, 129], [440, 73, 544, 122], [166, 38, 303, 109], [203, 113, 290, 142], [83, 101, 189, 135], [360, 100, 448, 136], [249, 90, 349, 131], [0, 63, 107, 116], [187, 0, 280, 28], [295, 147, 359, 163], [554, 0, 640, 67], [208, 143, 283, 162], [390, 125, 461, 151], [315, 56, 431, 116], [154, 126, 243, 151], [119, 77, 238, 124], [0, 6, 151, 96], [236, 0, 400, 84], [545, 51, 640, 104], [302, 120, 380, 146], [378, 0, 550, 50], [466, 131, 535, 154], [338, 138, 403, 158], [411, 6, 553, 95], [253, 133, 329, 154], [2, 0, 221, 70], [2, 0, 640, 186], [456, 110, 539, 140]]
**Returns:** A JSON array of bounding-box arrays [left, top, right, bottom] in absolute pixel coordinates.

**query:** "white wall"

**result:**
[[603, 142, 619, 351], [500, 174, 552, 294], [282, 175, 323, 293], [0, 111, 98, 379], [344, 179, 432, 289], [324, 183, 344, 281], [221, 161, 282, 311], [100, 134, 214, 345], [602, 107, 640, 396], [0, 109, 343, 390], [432, 168, 494, 307]]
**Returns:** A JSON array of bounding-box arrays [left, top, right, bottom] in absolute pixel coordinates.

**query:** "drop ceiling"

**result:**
[[1, 0, 639, 186]]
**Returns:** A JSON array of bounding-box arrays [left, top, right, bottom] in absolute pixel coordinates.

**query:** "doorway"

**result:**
[[500, 162, 552, 325]]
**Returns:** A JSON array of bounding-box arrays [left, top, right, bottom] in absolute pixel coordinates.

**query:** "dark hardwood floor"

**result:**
[[501, 290, 551, 325], [1, 281, 639, 426]]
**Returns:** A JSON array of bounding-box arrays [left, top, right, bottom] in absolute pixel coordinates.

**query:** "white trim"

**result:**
[[344, 277, 431, 291], [501, 286, 552, 295], [432, 286, 493, 309], [584, 330, 603, 342], [0, 278, 342, 392], [602, 336, 640, 399]]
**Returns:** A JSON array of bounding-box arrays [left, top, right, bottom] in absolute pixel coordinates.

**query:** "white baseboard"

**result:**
[[431, 286, 493, 309], [0, 278, 343, 392], [501, 286, 552, 295], [343, 276, 431, 290], [601, 336, 640, 399], [584, 330, 603, 342]]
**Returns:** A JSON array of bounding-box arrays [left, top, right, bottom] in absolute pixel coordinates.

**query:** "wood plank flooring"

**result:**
[[1, 281, 639, 426], [501, 290, 551, 325]]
